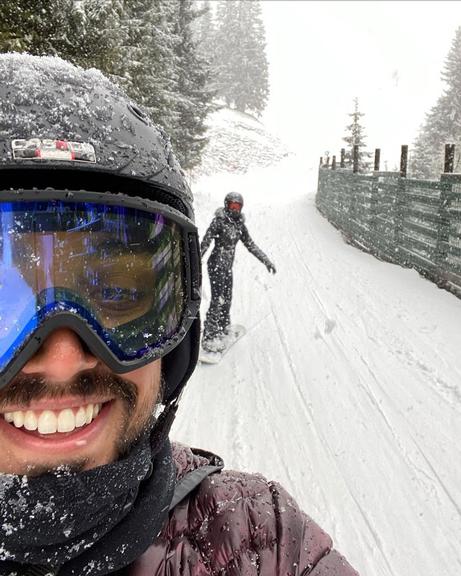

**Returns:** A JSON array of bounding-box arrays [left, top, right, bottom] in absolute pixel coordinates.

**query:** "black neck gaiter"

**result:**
[[0, 435, 175, 576]]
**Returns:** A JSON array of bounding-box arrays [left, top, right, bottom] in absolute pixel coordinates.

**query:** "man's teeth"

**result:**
[[2, 403, 102, 434]]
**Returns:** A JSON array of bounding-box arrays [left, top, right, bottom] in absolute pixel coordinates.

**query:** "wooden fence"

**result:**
[[316, 167, 461, 298]]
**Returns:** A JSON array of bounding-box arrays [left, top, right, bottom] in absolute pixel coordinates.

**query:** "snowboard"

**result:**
[[199, 325, 246, 364]]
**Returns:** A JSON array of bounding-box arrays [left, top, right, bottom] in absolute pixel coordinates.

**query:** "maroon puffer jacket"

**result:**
[[130, 443, 359, 576]]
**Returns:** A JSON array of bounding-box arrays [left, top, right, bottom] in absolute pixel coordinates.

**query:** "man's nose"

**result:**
[[21, 328, 98, 381]]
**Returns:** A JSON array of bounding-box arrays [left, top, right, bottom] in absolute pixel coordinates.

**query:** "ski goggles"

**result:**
[[226, 201, 242, 212], [0, 190, 201, 388]]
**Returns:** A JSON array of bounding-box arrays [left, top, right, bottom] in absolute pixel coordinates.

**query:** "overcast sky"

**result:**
[[262, 1, 461, 168]]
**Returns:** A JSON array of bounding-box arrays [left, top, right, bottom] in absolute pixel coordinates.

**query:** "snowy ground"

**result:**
[[190, 107, 290, 178], [172, 152, 461, 576]]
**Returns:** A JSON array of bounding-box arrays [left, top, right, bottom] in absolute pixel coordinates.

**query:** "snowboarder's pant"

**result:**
[[203, 264, 233, 342]]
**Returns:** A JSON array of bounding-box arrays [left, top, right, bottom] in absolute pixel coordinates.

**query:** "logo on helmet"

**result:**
[[12, 139, 96, 163]]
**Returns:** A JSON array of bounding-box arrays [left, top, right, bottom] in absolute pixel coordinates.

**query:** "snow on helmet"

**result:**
[[224, 192, 244, 208], [0, 53, 201, 406]]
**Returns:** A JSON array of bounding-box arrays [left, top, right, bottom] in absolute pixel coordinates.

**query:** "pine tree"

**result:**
[[214, 0, 239, 107], [412, 26, 461, 178], [0, 0, 79, 57], [214, 0, 269, 115], [411, 100, 450, 178], [233, 0, 269, 115], [171, 0, 214, 169], [0, 0, 122, 73], [192, 0, 215, 66], [71, 0, 123, 74], [116, 0, 178, 135], [342, 97, 371, 171]]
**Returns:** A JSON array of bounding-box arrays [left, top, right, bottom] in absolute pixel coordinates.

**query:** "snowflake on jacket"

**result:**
[[130, 444, 358, 576], [200, 208, 273, 270]]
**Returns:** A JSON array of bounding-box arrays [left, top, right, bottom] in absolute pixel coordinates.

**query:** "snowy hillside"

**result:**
[[172, 117, 461, 576], [191, 107, 290, 178]]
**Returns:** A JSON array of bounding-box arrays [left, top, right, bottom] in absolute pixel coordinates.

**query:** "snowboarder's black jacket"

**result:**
[[200, 207, 271, 268]]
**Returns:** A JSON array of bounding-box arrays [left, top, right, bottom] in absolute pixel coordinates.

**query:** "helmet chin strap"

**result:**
[[150, 398, 179, 456]]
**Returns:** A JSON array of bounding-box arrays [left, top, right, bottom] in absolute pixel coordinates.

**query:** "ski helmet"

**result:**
[[224, 192, 244, 210], [0, 53, 201, 405]]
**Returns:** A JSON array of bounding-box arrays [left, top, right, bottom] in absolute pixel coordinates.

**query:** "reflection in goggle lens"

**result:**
[[0, 200, 186, 372]]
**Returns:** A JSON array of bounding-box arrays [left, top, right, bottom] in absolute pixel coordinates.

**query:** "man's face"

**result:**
[[0, 327, 161, 476]]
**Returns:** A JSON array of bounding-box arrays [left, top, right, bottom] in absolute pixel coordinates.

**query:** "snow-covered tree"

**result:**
[[214, 0, 269, 115], [0, 0, 122, 73], [192, 0, 216, 65], [114, 0, 178, 135], [213, 0, 238, 107], [342, 97, 371, 171], [412, 26, 461, 178], [71, 0, 123, 74], [0, 0, 79, 56], [171, 0, 214, 168]]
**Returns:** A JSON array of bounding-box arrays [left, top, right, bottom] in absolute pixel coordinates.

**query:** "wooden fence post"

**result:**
[[353, 145, 359, 173], [437, 174, 453, 284], [394, 145, 408, 265], [374, 148, 381, 172], [394, 177, 407, 265], [340, 148, 346, 168], [319, 156, 323, 167], [444, 144, 455, 173], [332, 155, 337, 170], [369, 167, 379, 242], [400, 145, 408, 178]]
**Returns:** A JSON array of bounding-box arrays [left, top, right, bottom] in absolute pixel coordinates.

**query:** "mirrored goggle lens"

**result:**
[[227, 201, 242, 211], [0, 200, 188, 372]]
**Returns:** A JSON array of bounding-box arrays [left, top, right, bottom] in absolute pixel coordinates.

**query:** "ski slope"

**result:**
[[172, 155, 461, 576]]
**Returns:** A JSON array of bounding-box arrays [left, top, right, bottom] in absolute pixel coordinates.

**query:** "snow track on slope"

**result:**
[[172, 158, 461, 576]]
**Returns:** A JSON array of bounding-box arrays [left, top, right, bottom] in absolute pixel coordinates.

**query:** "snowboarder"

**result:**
[[201, 192, 276, 352]]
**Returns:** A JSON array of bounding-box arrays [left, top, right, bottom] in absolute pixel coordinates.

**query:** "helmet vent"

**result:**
[[127, 103, 150, 126]]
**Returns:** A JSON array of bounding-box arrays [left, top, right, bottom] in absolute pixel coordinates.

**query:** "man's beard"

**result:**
[[0, 370, 162, 474]]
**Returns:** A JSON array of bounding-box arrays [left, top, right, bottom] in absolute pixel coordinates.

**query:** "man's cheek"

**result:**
[[127, 398, 155, 437]]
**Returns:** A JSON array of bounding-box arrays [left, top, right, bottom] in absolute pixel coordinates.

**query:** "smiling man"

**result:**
[[0, 53, 358, 576]]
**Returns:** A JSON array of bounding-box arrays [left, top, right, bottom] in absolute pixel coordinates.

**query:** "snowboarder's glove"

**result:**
[[266, 261, 276, 274]]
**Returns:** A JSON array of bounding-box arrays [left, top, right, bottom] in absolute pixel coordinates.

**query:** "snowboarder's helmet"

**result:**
[[0, 53, 201, 406], [224, 192, 244, 211]]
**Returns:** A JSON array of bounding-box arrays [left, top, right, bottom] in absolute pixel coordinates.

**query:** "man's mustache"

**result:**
[[0, 371, 138, 409]]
